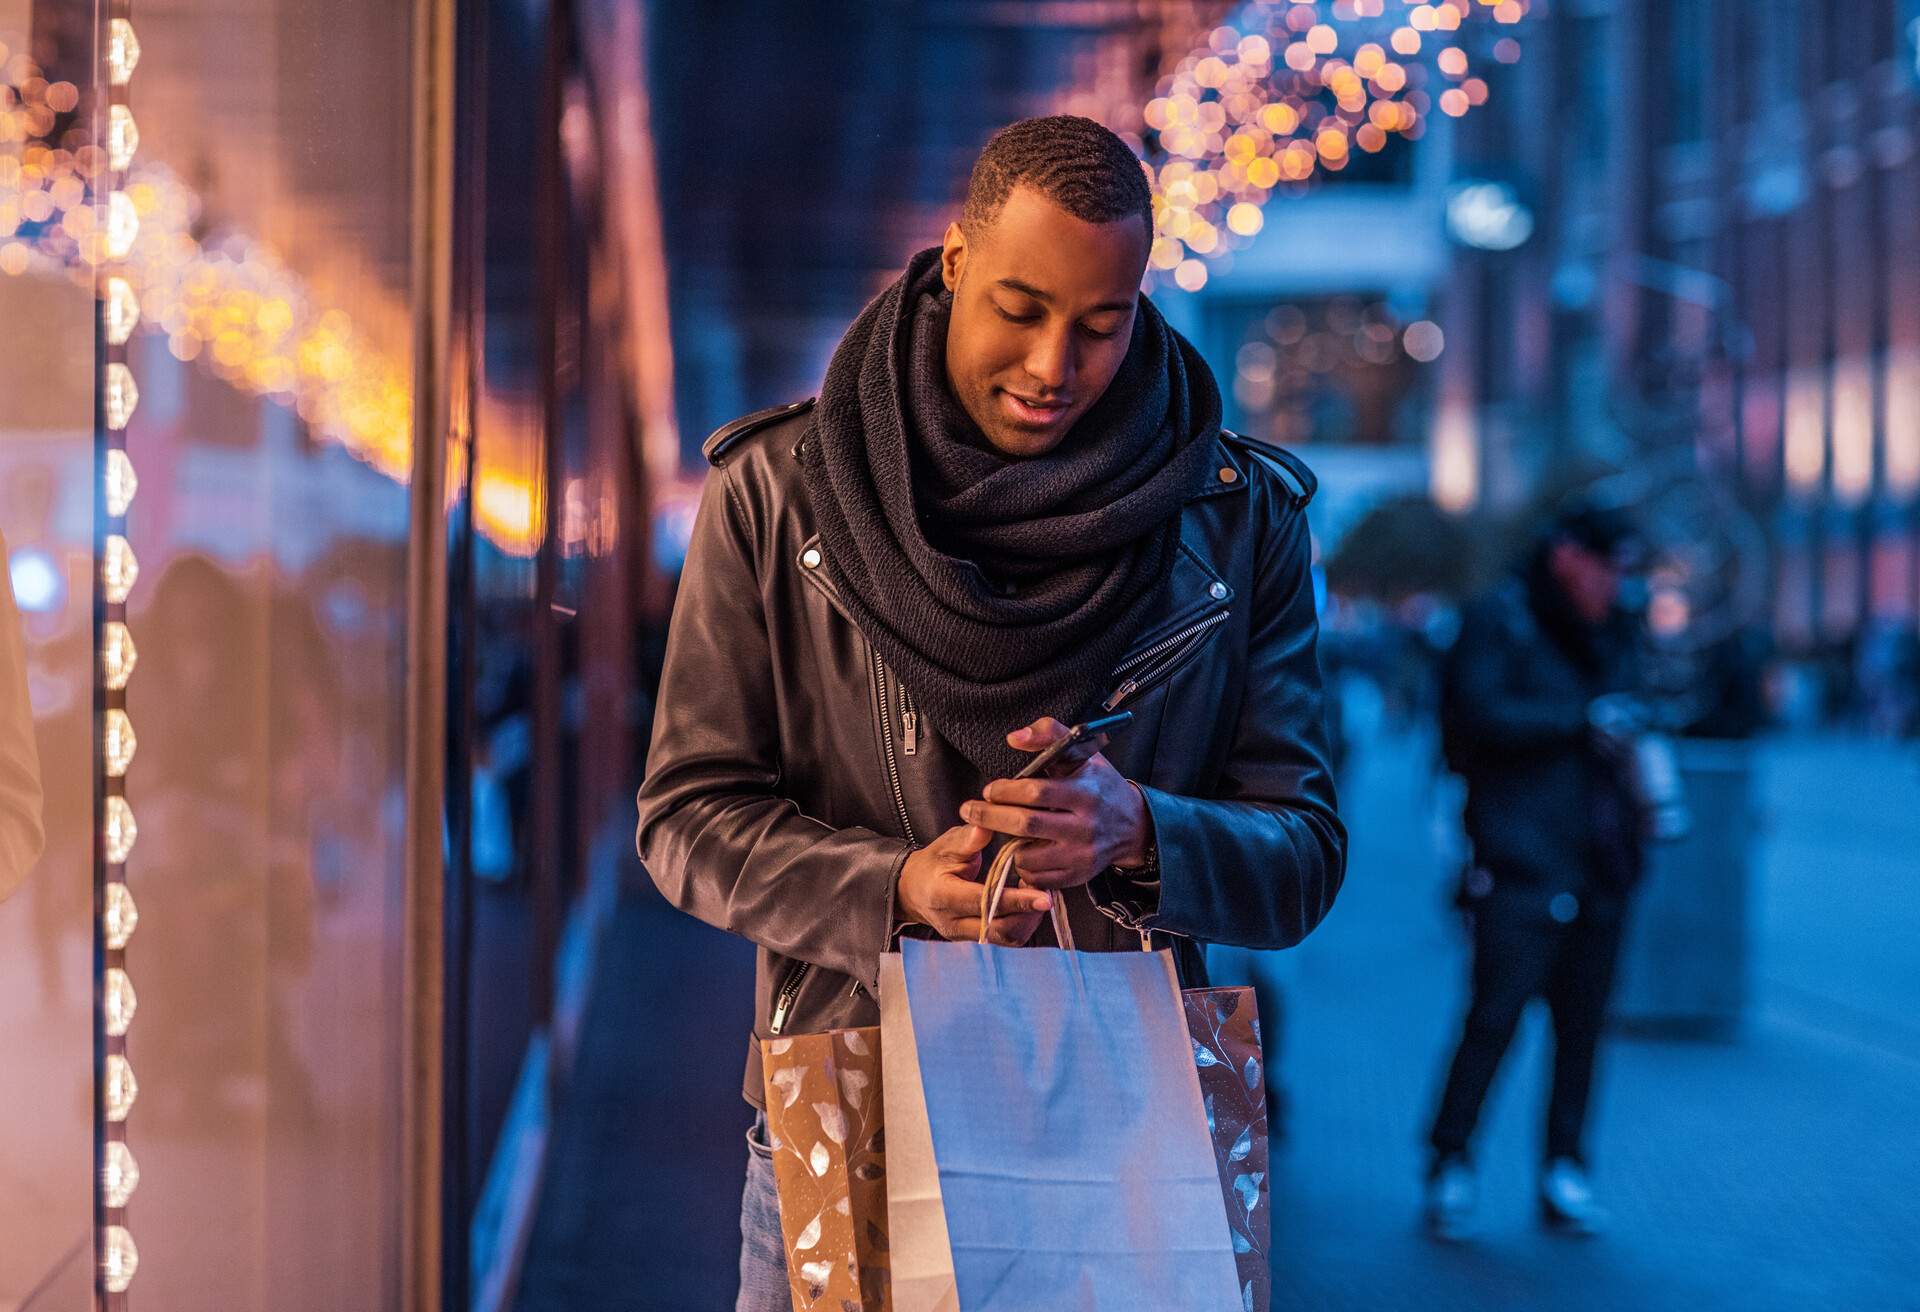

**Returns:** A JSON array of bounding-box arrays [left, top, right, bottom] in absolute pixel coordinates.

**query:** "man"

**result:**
[[1, 527, 45, 903], [1426, 501, 1651, 1240], [636, 116, 1345, 1307]]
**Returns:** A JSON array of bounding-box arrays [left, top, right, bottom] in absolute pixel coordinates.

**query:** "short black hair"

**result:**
[[961, 115, 1152, 241]]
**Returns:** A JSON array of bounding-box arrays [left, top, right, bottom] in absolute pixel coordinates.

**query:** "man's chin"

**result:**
[[982, 427, 1069, 459]]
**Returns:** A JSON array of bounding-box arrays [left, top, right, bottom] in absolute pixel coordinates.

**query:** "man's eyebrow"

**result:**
[[993, 278, 1134, 316]]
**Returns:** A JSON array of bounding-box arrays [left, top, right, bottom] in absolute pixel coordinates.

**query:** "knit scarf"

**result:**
[[797, 246, 1221, 780]]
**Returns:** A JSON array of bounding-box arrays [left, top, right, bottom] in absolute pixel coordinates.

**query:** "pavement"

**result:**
[[518, 719, 1920, 1311], [1262, 713, 1920, 1312]]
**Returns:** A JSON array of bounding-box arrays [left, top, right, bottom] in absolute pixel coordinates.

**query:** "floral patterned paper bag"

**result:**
[[760, 1027, 891, 1312], [1183, 986, 1270, 1312]]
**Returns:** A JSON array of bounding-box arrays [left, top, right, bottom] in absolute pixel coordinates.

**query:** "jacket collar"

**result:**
[[1185, 432, 1250, 504]]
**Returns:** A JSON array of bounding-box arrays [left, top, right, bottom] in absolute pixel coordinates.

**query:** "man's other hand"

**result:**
[[897, 821, 1050, 946], [961, 717, 1153, 890]]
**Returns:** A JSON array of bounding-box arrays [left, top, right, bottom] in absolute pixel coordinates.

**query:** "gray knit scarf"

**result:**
[[797, 247, 1221, 780]]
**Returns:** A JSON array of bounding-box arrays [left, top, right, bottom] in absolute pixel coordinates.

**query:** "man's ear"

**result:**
[[940, 221, 967, 293]]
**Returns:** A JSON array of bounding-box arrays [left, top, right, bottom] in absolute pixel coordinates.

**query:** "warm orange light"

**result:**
[[1260, 102, 1301, 135]]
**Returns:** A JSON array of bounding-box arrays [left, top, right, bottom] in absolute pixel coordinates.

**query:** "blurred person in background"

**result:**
[[0, 526, 45, 904], [1424, 500, 1653, 1241]]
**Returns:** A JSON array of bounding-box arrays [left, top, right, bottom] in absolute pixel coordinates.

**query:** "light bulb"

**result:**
[[103, 622, 138, 690], [105, 967, 138, 1036], [103, 535, 138, 604], [104, 363, 138, 430], [105, 882, 138, 949], [103, 1224, 139, 1292], [105, 1054, 138, 1121], [107, 20, 141, 86], [103, 1140, 140, 1208], [104, 709, 137, 777], [105, 276, 140, 344], [106, 449, 138, 517], [105, 795, 138, 864], [106, 192, 138, 259], [108, 105, 140, 172]]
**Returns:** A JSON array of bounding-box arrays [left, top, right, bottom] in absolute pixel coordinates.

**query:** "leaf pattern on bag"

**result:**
[[814, 1101, 849, 1145], [1229, 1124, 1253, 1162], [1234, 1171, 1262, 1217], [760, 1027, 890, 1310], [1243, 1280, 1255, 1312], [1185, 987, 1270, 1312], [800, 1260, 833, 1297]]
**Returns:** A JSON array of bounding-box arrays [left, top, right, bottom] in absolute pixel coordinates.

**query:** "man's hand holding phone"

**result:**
[[961, 714, 1153, 892], [895, 712, 1150, 945]]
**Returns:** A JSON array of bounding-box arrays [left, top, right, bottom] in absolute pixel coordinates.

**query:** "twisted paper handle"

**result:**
[[978, 839, 1075, 950]]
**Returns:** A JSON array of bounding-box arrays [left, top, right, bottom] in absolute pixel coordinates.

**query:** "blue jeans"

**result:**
[[737, 1111, 791, 1312]]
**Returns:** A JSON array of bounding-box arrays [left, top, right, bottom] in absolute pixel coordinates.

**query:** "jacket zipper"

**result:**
[[900, 681, 918, 756], [870, 648, 918, 846], [769, 958, 808, 1035], [1102, 610, 1231, 712]]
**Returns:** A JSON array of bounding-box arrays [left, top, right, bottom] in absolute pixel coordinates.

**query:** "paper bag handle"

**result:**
[[979, 839, 1077, 951]]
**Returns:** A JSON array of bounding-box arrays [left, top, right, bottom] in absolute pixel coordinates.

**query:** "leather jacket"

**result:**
[[637, 398, 1347, 1106]]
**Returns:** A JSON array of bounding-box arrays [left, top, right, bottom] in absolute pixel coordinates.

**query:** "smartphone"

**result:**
[[1010, 710, 1134, 780]]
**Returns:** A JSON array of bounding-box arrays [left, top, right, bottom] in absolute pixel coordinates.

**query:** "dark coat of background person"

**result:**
[[1439, 559, 1644, 907], [636, 400, 1347, 1106]]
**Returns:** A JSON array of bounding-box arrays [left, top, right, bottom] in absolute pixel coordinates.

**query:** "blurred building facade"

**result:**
[[1437, 0, 1920, 705]]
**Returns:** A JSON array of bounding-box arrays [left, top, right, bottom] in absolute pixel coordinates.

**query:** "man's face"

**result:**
[[939, 184, 1150, 458]]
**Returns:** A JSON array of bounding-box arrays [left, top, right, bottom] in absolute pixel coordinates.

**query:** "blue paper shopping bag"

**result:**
[[878, 937, 1242, 1312]]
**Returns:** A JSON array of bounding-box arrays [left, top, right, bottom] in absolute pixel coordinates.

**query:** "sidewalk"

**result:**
[[1263, 721, 1920, 1311]]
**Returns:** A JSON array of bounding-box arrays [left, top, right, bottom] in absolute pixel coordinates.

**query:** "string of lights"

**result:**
[[1135, 0, 1532, 291], [1, 46, 535, 552], [97, 5, 143, 1301]]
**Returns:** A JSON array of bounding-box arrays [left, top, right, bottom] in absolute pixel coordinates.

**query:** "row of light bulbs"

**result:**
[[98, 8, 143, 1299]]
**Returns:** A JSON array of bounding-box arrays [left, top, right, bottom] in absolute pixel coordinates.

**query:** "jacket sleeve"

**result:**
[[0, 530, 44, 905], [1440, 600, 1590, 755], [1134, 500, 1347, 950], [635, 466, 912, 985]]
